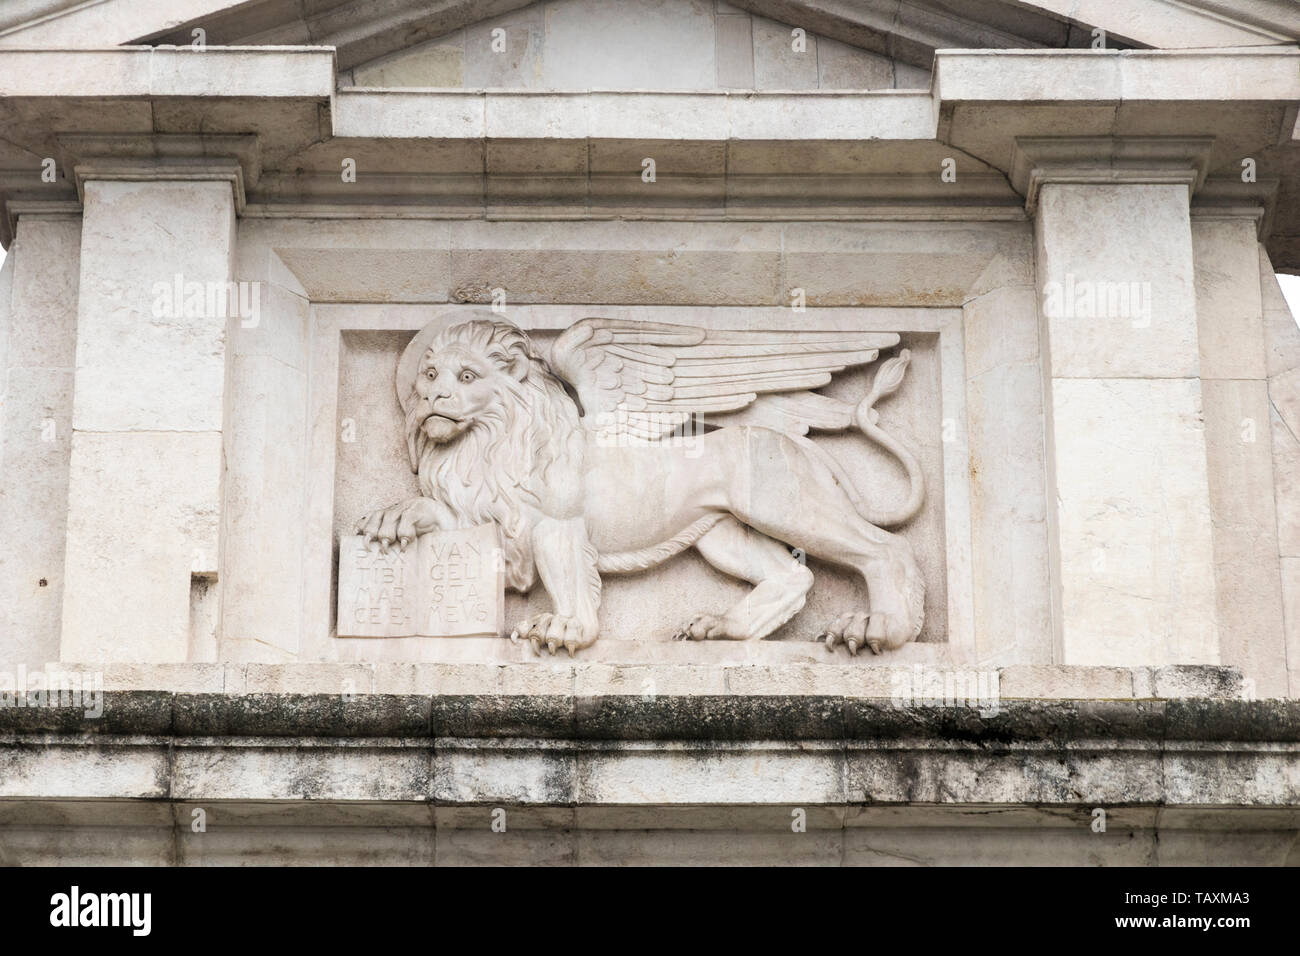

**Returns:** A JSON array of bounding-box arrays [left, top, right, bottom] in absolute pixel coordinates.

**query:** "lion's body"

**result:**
[[358, 316, 926, 656]]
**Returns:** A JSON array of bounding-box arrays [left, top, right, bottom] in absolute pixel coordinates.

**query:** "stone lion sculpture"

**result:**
[[356, 310, 925, 657]]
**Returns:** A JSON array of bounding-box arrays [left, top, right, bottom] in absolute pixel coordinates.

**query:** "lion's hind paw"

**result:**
[[672, 614, 730, 641]]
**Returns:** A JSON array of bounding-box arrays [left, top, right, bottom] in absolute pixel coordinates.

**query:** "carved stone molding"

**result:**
[[1003, 135, 1216, 214], [1010, 135, 1215, 214], [1, 198, 82, 247], [59, 133, 261, 214]]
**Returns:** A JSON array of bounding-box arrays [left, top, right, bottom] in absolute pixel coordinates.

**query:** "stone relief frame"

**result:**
[[301, 302, 973, 666], [223, 218, 1043, 671]]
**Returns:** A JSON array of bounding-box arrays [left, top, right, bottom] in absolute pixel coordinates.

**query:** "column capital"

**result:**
[[2, 199, 83, 247], [1, 133, 261, 245], [63, 133, 260, 216], [1010, 136, 1215, 214]]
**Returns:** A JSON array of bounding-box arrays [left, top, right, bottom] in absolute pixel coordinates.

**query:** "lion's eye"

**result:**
[[426, 369, 437, 380], [459, 370, 477, 384]]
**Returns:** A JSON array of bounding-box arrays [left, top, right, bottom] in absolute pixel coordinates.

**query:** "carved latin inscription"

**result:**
[[337, 524, 504, 637]]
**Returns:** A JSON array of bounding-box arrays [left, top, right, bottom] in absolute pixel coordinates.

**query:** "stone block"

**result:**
[[715, 13, 753, 88], [818, 38, 893, 90], [542, 0, 715, 90], [61, 432, 223, 663], [1037, 183, 1200, 379], [752, 16, 818, 89], [353, 39, 464, 88], [72, 180, 234, 432], [998, 665, 1134, 700], [1202, 378, 1287, 695], [464, 8, 543, 89], [1052, 378, 1218, 666], [1193, 219, 1266, 380]]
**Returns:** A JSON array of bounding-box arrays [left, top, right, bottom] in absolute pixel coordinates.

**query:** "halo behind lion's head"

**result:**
[[397, 311, 580, 592]]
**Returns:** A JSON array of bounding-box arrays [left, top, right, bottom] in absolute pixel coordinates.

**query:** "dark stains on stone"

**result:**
[[0, 691, 1297, 744]]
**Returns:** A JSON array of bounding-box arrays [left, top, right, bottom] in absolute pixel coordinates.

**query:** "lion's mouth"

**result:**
[[420, 411, 467, 443]]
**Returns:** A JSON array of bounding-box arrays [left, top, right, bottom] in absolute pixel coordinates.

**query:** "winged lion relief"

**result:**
[[354, 311, 926, 658]]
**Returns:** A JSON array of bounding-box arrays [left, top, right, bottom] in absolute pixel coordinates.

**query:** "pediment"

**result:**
[[2, 0, 1296, 92], [339, 0, 936, 92]]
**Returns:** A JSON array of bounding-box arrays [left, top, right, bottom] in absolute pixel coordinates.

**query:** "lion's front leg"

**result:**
[[511, 516, 601, 657], [355, 496, 452, 552]]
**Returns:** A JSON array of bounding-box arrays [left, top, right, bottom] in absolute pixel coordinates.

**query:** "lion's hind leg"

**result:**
[[673, 517, 813, 641], [710, 428, 925, 654]]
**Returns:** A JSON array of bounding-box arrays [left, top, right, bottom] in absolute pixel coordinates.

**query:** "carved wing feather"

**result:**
[[705, 392, 855, 435], [550, 317, 898, 440]]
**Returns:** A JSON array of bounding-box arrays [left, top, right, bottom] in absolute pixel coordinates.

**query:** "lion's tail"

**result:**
[[797, 349, 925, 529], [595, 513, 727, 575]]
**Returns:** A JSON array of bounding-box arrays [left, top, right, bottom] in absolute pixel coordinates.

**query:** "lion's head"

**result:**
[[401, 316, 581, 591]]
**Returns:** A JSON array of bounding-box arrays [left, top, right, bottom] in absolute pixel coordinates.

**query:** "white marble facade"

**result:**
[[2, 0, 1300, 864]]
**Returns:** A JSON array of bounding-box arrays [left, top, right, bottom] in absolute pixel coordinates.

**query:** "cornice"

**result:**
[[1, 48, 1298, 264]]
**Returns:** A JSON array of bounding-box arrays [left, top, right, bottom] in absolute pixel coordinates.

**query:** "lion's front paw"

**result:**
[[354, 497, 440, 553], [510, 613, 597, 658]]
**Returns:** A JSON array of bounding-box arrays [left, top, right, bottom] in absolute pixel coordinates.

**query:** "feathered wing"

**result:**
[[548, 317, 900, 440]]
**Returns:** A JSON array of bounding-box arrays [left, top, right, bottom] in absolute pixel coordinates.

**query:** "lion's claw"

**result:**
[[826, 616, 899, 655], [824, 611, 874, 658], [512, 612, 596, 657]]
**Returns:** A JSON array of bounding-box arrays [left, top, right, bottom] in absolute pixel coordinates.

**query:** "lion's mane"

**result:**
[[404, 319, 582, 592]]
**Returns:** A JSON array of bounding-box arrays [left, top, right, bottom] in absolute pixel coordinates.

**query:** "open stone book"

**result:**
[[337, 525, 504, 638]]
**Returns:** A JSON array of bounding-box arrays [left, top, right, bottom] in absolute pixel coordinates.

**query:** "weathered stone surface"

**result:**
[[1193, 219, 1267, 379], [999, 665, 1134, 699], [60, 432, 223, 662], [60, 178, 235, 665], [170, 692, 431, 738], [753, 15, 818, 89], [69, 180, 233, 433], [0, 218, 80, 670], [332, 0, 905, 93], [1051, 378, 1219, 666], [0, 688, 1278, 740], [1038, 184, 1200, 379], [963, 286, 1052, 666], [1201, 377, 1288, 696], [0, 692, 1296, 863], [354, 38, 463, 87]]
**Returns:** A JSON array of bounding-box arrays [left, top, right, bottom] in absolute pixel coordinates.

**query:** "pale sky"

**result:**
[[1278, 273, 1300, 325], [1, 245, 1300, 326]]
